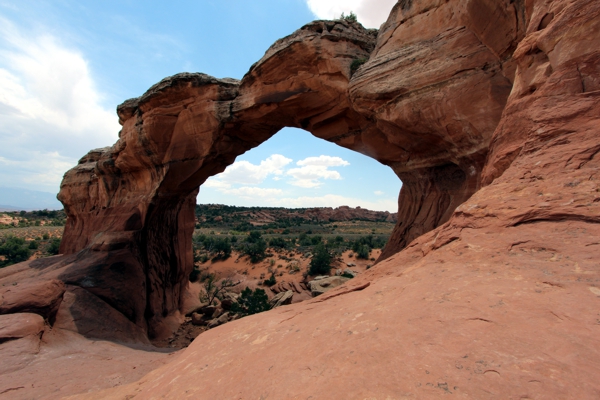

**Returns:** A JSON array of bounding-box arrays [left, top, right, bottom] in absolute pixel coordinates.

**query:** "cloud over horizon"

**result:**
[[204, 154, 293, 188], [0, 17, 119, 193], [200, 154, 401, 211], [305, 0, 397, 29], [287, 155, 350, 188]]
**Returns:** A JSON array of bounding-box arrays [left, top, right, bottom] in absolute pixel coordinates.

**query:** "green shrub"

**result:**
[[350, 58, 367, 75], [246, 231, 262, 243], [340, 11, 358, 22], [194, 235, 232, 260], [211, 237, 232, 260], [0, 236, 31, 267], [269, 237, 287, 249], [189, 268, 201, 282], [263, 273, 277, 287], [298, 233, 312, 247], [309, 243, 332, 276], [230, 287, 271, 317], [47, 238, 61, 255], [310, 235, 322, 245], [355, 244, 370, 260], [243, 233, 267, 263]]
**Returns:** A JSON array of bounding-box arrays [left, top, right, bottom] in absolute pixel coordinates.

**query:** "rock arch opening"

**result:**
[[198, 127, 401, 211], [56, 7, 523, 339]]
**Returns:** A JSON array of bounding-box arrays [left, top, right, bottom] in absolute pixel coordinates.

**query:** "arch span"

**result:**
[[57, 3, 524, 339]]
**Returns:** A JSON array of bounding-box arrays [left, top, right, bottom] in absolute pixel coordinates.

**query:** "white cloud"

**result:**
[[204, 155, 291, 200], [220, 187, 283, 199], [296, 155, 349, 167], [0, 152, 73, 192], [374, 190, 384, 196], [202, 182, 283, 200], [210, 154, 292, 186], [0, 17, 120, 194], [305, 0, 397, 29], [203, 179, 231, 190], [286, 166, 341, 188], [287, 155, 349, 188]]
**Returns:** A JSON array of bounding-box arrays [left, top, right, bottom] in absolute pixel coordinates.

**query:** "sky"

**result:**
[[0, 0, 401, 212]]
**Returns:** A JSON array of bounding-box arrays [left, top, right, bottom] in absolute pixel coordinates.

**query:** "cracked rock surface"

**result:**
[[1, 0, 600, 397]]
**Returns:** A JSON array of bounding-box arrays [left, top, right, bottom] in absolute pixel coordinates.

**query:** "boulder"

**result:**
[[0, 279, 65, 321], [53, 286, 149, 345], [0, 313, 45, 341], [207, 312, 230, 329], [197, 304, 217, 315], [220, 292, 239, 310], [190, 312, 208, 327], [290, 281, 302, 294], [269, 291, 293, 308], [343, 269, 358, 278], [308, 276, 351, 297]]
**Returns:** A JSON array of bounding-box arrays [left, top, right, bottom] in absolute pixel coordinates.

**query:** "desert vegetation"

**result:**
[[0, 209, 66, 267], [191, 204, 393, 275], [0, 209, 66, 229]]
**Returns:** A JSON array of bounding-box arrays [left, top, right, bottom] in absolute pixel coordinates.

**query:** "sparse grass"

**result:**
[[0, 226, 64, 266], [0, 226, 63, 240]]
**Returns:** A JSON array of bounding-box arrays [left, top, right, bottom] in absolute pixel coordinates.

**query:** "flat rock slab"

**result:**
[[0, 279, 65, 319], [0, 313, 44, 341], [308, 276, 350, 296], [0, 329, 175, 399], [53, 286, 149, 345]]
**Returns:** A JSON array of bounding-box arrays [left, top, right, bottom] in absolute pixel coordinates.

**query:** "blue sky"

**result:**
[[0, 0, 400, 211]]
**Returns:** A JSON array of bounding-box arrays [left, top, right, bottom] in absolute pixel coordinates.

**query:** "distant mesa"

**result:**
[[196, 204, 398, 226]]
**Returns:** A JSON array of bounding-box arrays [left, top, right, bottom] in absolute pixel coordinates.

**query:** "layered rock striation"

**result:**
[[0, 2, 597, 375], [52, 2, 523, 339], [72, 0, 600, 397]]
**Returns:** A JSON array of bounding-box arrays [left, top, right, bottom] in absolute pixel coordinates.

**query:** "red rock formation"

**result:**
[[302, 206, 397, 222], [71, 0, 600, 397], [350, 0, 527, 259], [50, 4, 525, 340], [55, 20, 381, 339], [0, 2, 596, 381], [0, 0, 597, 397]]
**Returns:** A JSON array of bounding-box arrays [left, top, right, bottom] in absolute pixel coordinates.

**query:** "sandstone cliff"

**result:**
[[50, 4, 526, 339], [1, 0, 599, 397]]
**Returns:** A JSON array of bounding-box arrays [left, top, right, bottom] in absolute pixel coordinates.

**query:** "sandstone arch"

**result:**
[[3, 0, 600, 396], [55, 1, 526, 339]]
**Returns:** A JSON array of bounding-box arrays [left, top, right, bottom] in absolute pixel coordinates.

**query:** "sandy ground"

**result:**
[[199, 248, 381, 291], [157, 248, 381, 349]]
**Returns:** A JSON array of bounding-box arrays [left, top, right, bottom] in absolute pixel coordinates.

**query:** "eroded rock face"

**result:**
[[2, 0, 593, 352], [0, 0, 598, 397], [71, 0, 600, 397], [349, 0, 527, 259], [56, 20, 382, 339]]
